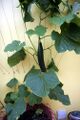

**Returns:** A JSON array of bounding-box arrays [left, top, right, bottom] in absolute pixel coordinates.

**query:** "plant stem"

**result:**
[[39, 12, 42, 25], [0, 101, 4, 109], [41, 14, 50, 21], [28, 36, 37, 55], [33, 54, 39, 65], [24, 49, 34, 56], [24, 49, 38, 65], [20, 7, 37, 54], [20, 8, 38, 64], [44, 44, 54, 50], [40, 35, 50, 40]]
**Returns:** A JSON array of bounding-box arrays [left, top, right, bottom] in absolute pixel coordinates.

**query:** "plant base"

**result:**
[[18, 104, 56, 120]]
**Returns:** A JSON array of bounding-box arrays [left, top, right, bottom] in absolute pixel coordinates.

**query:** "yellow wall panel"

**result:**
[[0, 0, 80, 112]]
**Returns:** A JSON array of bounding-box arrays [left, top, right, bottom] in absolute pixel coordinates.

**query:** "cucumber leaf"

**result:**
[[28, 93, 42, 106], [4, 40, 25, 52], [49, 85, 70, 105], [51, 23, 80, 53], [8, 49, 26, 67], [24, 68, 60, 97], [7, 78, 18, 88]]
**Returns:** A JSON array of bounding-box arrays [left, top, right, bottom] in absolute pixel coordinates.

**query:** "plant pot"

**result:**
[[68, 111, 80, 120], [18, 103, 56, 120], [0, 109, 7, 120]]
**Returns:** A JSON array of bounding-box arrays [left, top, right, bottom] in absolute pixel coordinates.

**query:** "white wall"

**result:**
[[0, 0, 80, 112]]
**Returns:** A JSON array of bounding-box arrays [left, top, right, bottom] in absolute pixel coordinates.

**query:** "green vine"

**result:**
[[0, 100, 4, 110], [3, 0, 80, 120]]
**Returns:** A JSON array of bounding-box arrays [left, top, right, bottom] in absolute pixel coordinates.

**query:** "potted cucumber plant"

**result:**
[[3, 0, 80, 120], [3, 25, 70, 120]]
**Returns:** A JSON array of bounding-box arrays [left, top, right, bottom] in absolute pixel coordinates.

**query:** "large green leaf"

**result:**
[[18, 84, 30, 97], [19, 0, 61, 22], [26, 29, 35, 36], [67, 23, 80, 43], [72, 17, 80, 27], [49, 12, 74, 26], [4, 92, 18, 104], [55, 34, 77, 52], [28, 93, 42, 106], [10, 93, 19, 102], [35, 0, 50, 12], [35, 25, 47, 36], [19, 0, 34, 22], [26, 25, 47, 37], [49, 15, 65, 26], [51, 31, 60, 41], [24, 12, 34, 22], [65, 12, 75, 23], [5, 103, 13, 115], [51, 31, 72, 52], [8, 49, 26, 67], [51, 23, 80, 53], [4, 92, 16, 104], [6, 97, 26, 120], [4, 40, 25, 52], [24, 68, 60, 97], [7, 78, 18, 88], [49, 85, 70, 105]]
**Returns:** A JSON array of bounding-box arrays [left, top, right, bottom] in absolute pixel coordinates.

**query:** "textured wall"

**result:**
[[0, 0, 80, 112]]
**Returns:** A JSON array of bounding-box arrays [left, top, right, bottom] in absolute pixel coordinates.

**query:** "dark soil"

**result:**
[[18, 104, 52, 120], [18, 110, 51, 120]]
